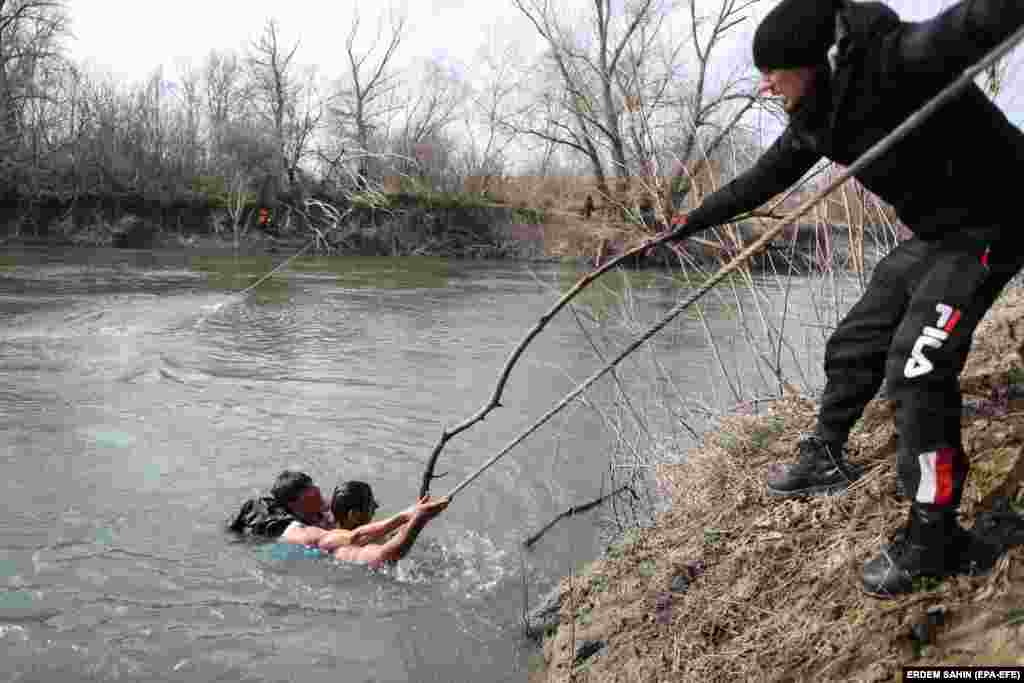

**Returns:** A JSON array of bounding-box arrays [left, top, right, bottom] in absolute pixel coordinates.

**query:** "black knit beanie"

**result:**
[[753, 0, 840, 71]]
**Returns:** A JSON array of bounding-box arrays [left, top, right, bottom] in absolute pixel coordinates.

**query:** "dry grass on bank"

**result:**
[[497, 169, 897, 264], [534, 288, 1024, 682]]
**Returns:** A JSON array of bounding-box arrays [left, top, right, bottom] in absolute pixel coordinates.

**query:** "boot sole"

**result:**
[[861, 542, 1001, 600], [766, 482, 852, 498], [860, 567, 955, 600], [861, 583, 915, 600]]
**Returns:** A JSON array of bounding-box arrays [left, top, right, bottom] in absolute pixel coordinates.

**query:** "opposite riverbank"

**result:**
[[0, 189, 874, 269], [0, 191, 552, 260], [530, 286, 1024, 682]]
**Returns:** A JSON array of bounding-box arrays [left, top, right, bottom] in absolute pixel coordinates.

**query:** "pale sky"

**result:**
[[65, 0, 1024, 119], [66, 0, 543, 83]]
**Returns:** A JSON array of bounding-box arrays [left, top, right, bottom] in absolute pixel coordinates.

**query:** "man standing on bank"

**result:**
[[667, 0, 1024, 597]]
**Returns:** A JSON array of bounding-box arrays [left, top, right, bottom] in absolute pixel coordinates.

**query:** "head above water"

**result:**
[[271, 470, 324, 523], [331, 481, 379, 530], [753, 0, 838, 113]]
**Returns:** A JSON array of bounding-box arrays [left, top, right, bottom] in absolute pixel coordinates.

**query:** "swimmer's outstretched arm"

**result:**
[[333, 496, 448, 565], [317, 506, 414, 552]]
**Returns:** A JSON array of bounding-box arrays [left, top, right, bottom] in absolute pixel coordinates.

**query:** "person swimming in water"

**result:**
[[227, 470, 333, 538], [235, 474, 447, 564], [276, 480, 409, 547], [318, 481, 448, 566]]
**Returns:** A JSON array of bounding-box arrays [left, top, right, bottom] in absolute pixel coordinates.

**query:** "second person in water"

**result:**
[[281, 480, 449, 566]]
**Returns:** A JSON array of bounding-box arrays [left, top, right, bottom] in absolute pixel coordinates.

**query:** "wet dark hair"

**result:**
[[270, 470, 314, 504], [331, 481, 377, 520]]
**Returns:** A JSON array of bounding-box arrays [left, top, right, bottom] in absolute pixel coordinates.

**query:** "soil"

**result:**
[[530, 286, 1024, 682]]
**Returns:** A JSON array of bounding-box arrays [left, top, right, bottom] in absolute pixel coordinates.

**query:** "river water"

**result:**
[[0, 246, 843, 682]]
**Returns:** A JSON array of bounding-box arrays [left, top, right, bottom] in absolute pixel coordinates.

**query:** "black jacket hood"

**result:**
[[839, 1, 899, 47]]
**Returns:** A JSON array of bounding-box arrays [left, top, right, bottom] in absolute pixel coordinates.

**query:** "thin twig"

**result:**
[[523, 485, 635, 549]]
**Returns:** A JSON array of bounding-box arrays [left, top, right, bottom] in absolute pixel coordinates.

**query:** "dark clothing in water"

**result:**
[[227, 496, 297, 537]]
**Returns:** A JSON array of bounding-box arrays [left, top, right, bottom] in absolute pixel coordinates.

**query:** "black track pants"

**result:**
[[814, 231, 1023, 508]]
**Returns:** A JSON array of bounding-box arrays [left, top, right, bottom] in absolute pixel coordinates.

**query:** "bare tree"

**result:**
[[81, 71, 127, 191], [390, 57, 467, 189], [511, 0, 661, 200], [509, 0, 759, 223], [460, 39, 522, 194], [53, 63, 91, 192], [168, 59, 203, 179], [203, 48, 248, 172], [0, 0, 68, 157], [281, 64, 324, 190], [246, 18, 300, 190], [661, 0, 760, 218], [124, 68, 171, 189], [329, 8, 406, 189]]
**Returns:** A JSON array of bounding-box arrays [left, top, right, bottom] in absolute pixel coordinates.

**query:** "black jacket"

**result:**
[[684, 0, 1024, 241], [226, 496, 297, 537]]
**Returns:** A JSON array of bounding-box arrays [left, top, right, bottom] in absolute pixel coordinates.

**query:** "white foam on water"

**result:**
[[191, 295, 244, 330], [201, 296, 237, 315], [0, 624, 28, 640], [5, 292, 231, 342], [388, 529, 509, 599]]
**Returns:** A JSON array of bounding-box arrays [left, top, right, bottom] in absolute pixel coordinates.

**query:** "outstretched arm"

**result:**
[[354, 506, 415, 543], [333, 497, 448, 565], [670, 126, 819, 242], [316, 508, 413, 552]]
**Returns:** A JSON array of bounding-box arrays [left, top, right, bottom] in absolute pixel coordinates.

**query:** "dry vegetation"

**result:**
[[531, 287, 1024, 682], [458, 163, 900, 263]]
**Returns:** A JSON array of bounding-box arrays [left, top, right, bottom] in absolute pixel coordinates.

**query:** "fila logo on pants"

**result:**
[[904, 303, 961, 379], [916, 447, 957, 505]]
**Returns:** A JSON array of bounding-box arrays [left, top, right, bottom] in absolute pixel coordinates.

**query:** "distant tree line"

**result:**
[[0, 0, 770, 238]]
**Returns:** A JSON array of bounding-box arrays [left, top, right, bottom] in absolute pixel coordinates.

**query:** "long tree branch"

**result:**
[[417, 229, 668, 497], [423, 21, 1024, 500]]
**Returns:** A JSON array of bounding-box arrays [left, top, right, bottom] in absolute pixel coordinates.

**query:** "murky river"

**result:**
[[0, 246, 841, 682]]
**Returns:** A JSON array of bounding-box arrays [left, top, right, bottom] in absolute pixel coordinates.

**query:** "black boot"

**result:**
[[861, 503, 994, 598], [766, 435, 861, 497]]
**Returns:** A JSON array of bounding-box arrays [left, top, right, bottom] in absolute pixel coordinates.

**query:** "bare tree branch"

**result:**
[[523, 484, 635, 549]]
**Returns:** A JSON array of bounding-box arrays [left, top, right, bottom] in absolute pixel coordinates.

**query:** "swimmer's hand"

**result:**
[[412, 495, 449, 522], [399, 501, 418, 522], [643, 213, 691, 260], [348, 528, 370, 546]]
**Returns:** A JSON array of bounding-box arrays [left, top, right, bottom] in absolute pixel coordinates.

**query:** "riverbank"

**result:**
[[0, 189, 869, 268], [530, 286, 1024, 682], [0, 195, 551, 260]]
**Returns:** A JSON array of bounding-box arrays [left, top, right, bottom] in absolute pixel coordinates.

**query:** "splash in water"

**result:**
[[385, 529, 508, 600]]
